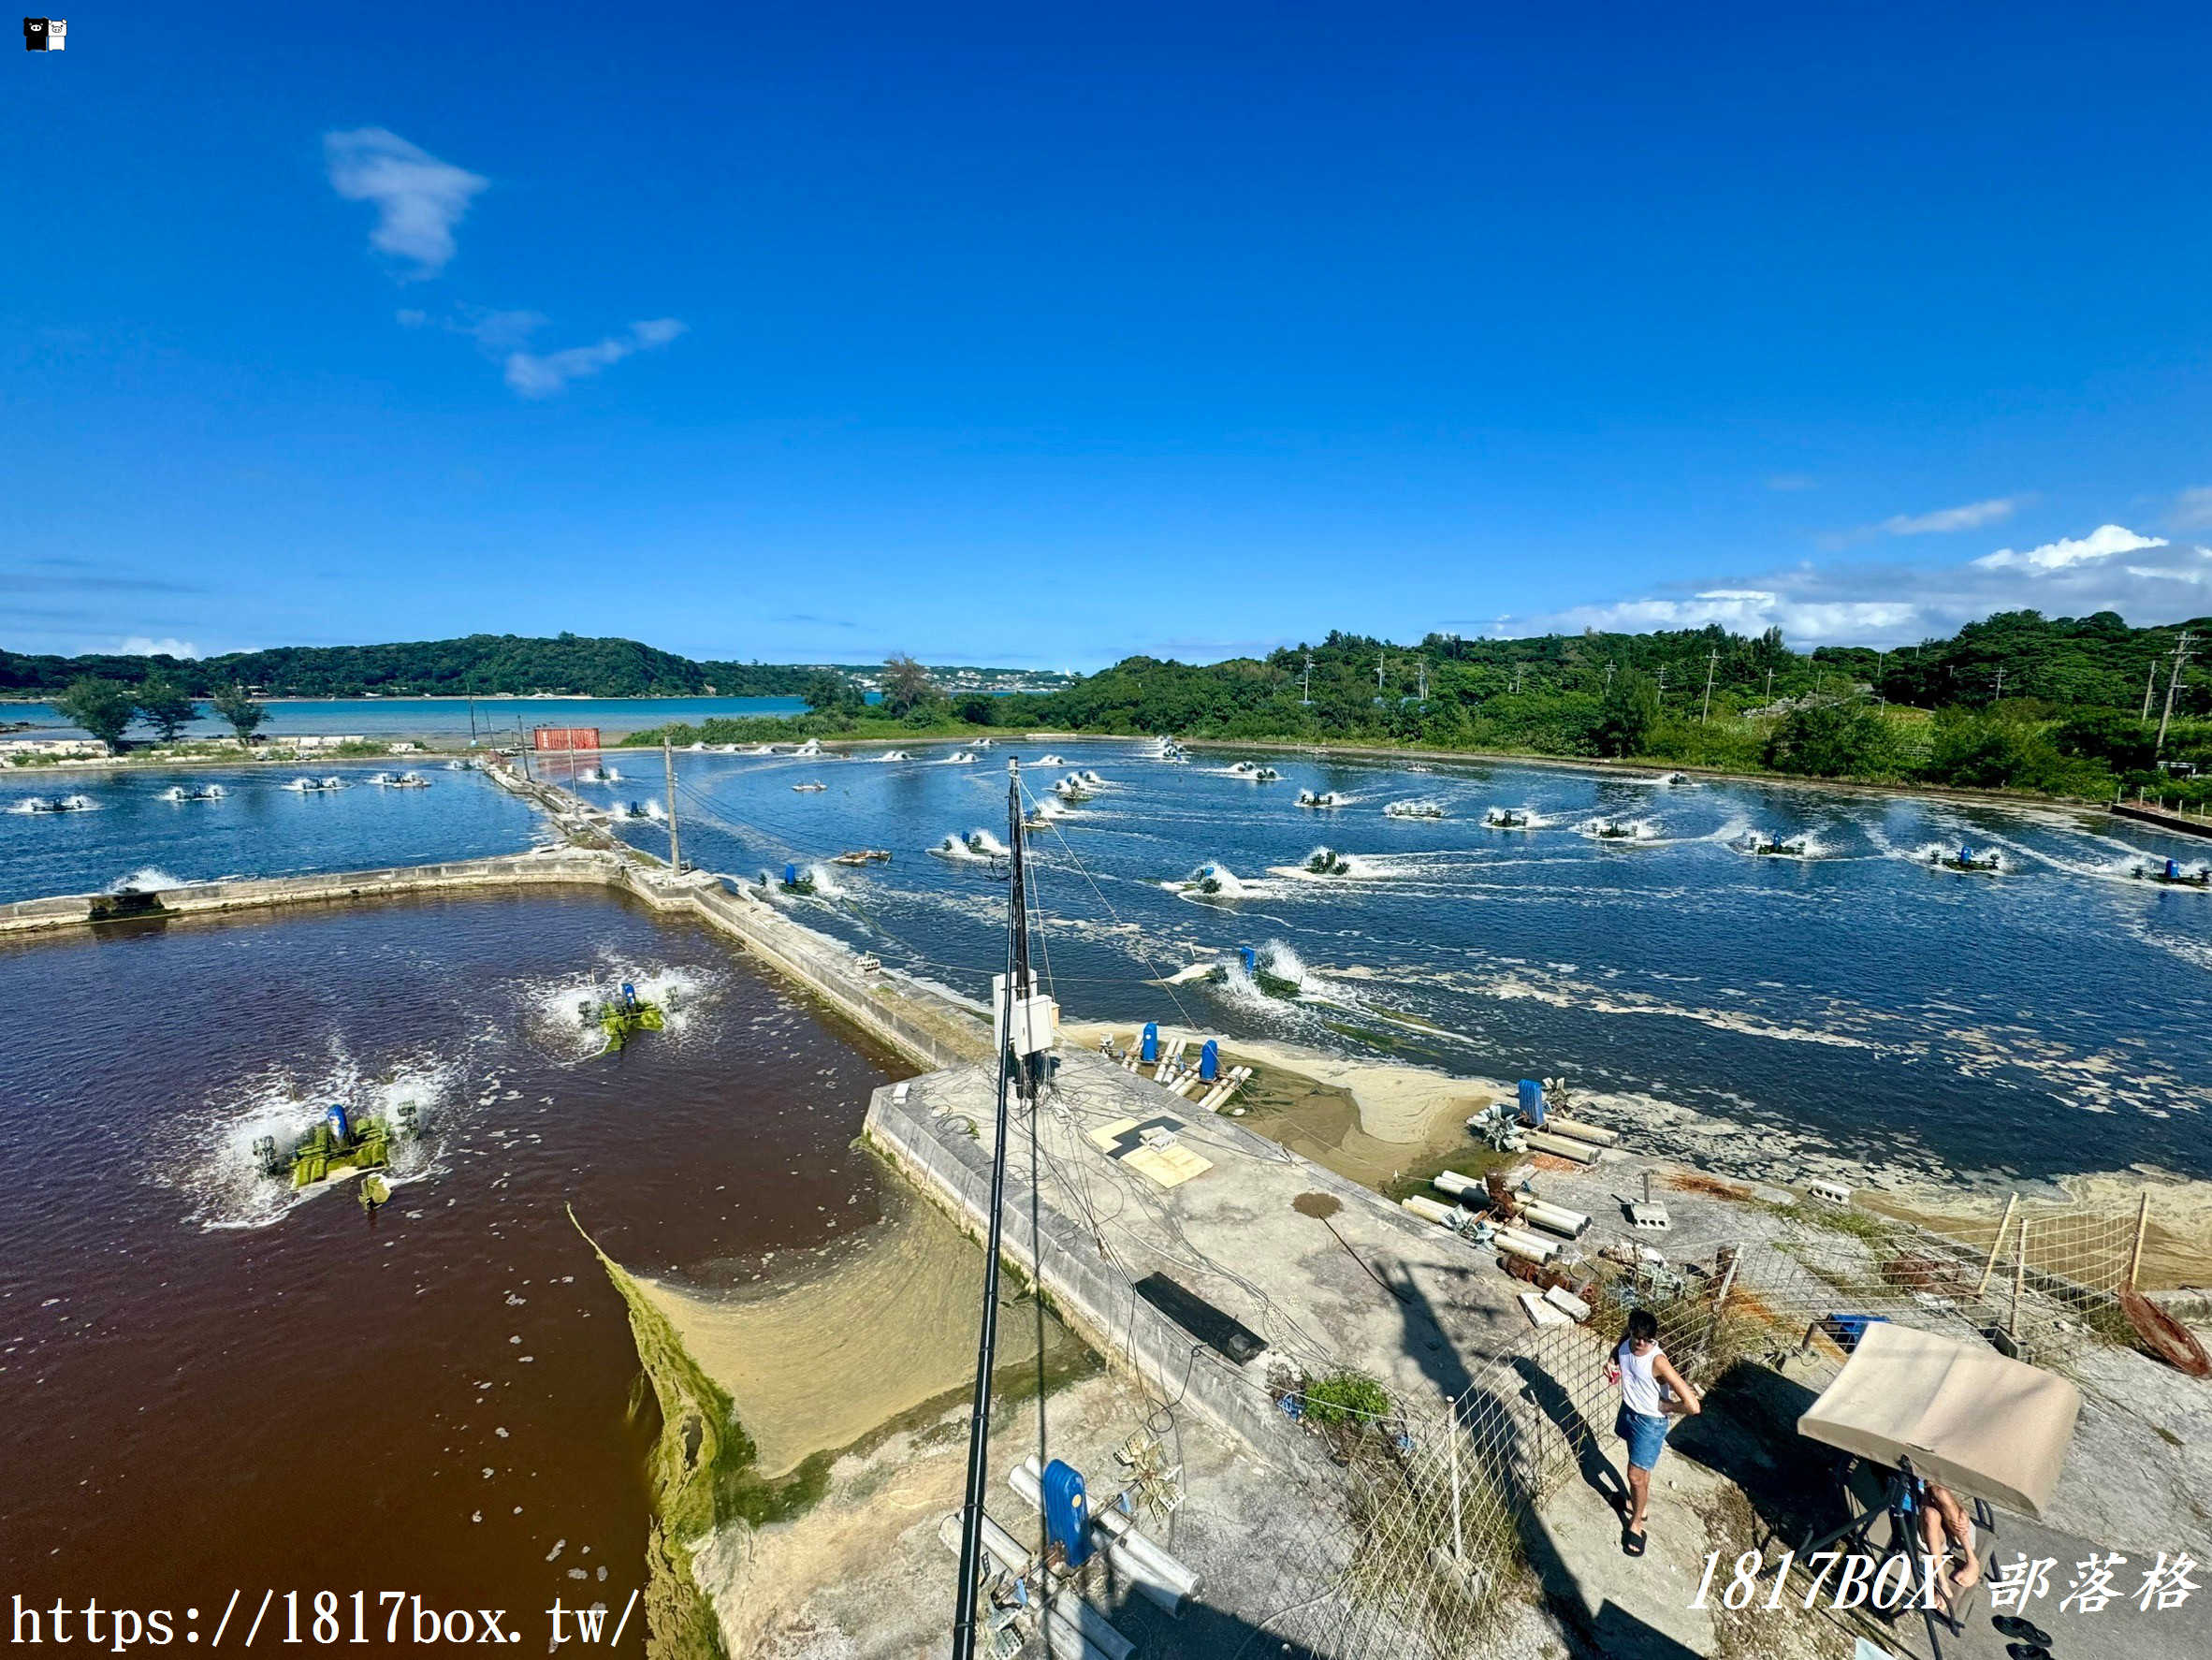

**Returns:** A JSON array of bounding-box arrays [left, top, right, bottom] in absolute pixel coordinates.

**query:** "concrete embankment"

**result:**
[[2111, 800, 2212, 841]]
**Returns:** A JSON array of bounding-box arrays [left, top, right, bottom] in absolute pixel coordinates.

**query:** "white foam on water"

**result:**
[[1906, 839, 2015, 874], [156, 1046, 467, 1230], [1384, 797, 1448, 820], [1574, 814, 1658, 842], [525, 960, 717, 1058], [10, 793, 101, 812], [107, 866, 186, 894], [1266, 846, 1383, 881], [1481, 805, 1545, 828], [1167, 861, 1247, 902]]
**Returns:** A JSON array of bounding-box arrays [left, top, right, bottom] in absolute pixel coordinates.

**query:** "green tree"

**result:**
[[135, 674, 198, 742], [1594, 672, 1661, 757], [1762, 701, 1898, 778], [800, 670, 862, 716], [54, 677, 139, 750], [880, 653, 940, 718], [209, 681, 269, 745]]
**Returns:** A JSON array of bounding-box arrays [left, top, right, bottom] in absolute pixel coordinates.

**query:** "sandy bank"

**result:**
[[633, 1182, 1081, 1478]]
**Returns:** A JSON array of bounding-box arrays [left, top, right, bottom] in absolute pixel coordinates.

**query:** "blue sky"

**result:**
[[7, 3, 2212, 670]]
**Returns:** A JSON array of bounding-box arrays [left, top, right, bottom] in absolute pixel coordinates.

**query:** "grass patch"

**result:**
[[1380, 1143, 1515, 1204], [1754, 1197, 1895, 1245], [1302, 1368, 1393, 1429]]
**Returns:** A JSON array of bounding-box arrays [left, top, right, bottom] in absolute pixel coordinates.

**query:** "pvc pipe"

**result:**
[[1521, 1200, 1592, 1239], [1048, 1594, 1133, 1660], [1545, 1116, 1619, 1147], [1493, 1227, 1560, 1263], [1402, 1195, 1461, 1228], [1433, 1170, 1481, 1200], [1523, 1130, 1599, 1164], [1010, 1460, 1196, 1613]]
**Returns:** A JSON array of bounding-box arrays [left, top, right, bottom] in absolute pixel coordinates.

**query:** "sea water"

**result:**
[[3, 693, 810, 745], [616, 739, 2212, 1193], [0, 763, 544, 902]]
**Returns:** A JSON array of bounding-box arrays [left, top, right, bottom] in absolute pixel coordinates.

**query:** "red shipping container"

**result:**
[[532, 726, 603, 752]]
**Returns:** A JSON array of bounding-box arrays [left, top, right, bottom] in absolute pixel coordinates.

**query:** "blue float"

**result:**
[[1200, 1039, 1219, 1083], [1140, 1021, 1159, 1063], [2170, 859, 2184, 881], [1240, 946, 1257, 974], [325, 1103, 353, 1144], [1041, 1459, 1094, 1568]]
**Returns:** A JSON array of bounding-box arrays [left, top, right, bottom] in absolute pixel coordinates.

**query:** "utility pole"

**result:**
[[1700, 648, 1719, 724], [2156, 629, 2193, 756], [1656, 664, 1667, 703], [662, 738, 682, 872], [1301, 653, 1313, 706], [1604, 660, 1616, 693], [2143, 659, 2160, 721], [1417, 660, 1428, 703], [951, 762, 1033, 1660], [1765, 666, 1775, 704], [1993, 666, 2005, 703], [1376, 652, 1386, 695]]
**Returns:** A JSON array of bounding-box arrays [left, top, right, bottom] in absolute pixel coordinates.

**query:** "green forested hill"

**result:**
[[3, 635, 912, 699], [977, 611, 2212, 800]]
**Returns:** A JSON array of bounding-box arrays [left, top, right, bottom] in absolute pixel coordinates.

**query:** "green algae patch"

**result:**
[[572, 1210, 834, 1660]]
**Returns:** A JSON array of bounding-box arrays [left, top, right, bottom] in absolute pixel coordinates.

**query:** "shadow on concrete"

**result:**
[[1384, 1267, 1705, 1660], [1511, 1352, 1631, 1519], [1663, 1358, 1835, 1551]]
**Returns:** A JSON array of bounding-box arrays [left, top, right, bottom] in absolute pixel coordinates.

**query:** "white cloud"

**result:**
[[1512, 524, 2212, 648], [1880, 497, 2020, 536], [503, 319, 688, 398], [119, 636, 200, 658], [325, 127, 488, 278], [1973, 523, 2166, 571]]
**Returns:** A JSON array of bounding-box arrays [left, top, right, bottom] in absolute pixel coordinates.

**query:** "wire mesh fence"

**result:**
[[1216, 1191, 2155, 1659]]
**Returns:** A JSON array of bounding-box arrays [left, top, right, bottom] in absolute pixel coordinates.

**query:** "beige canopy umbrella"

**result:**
[[1797, 1321, 2080, 1518]]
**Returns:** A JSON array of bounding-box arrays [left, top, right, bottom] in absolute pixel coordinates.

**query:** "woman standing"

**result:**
[[1611, 1308, 1701, 1556]]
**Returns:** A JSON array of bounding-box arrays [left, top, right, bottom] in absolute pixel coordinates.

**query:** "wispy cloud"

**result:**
[[2166, 487, 2212, 531], [771, 612, 858, 629], [504, 319, 688, 398], [118, 636, 200, 659], [1509, 523, 2212, 647], [0, 570, 205, 595], [325, 127, 488, 278], [1879, 496, 2022, 536]]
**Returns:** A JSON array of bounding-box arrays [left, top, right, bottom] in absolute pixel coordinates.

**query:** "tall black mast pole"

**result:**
[[951, 761, 1028, 1657]]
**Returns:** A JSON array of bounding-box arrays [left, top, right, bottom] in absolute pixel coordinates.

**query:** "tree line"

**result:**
[[961, 611, 2212, 801], [0, 633, 838, 700]]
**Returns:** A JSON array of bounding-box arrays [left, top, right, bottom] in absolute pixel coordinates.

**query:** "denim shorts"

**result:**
[[1616, 1404, 1669, 1471]]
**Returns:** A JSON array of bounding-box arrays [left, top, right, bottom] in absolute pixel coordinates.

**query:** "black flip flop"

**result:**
[[1623, 1527, 1647, 1557], [2002, 1646, 2051, 1660], [1994, 1619, 2053, 1647]]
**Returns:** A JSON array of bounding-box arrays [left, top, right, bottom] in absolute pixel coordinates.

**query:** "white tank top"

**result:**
[[1617, 1339, 1665, 1417]]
